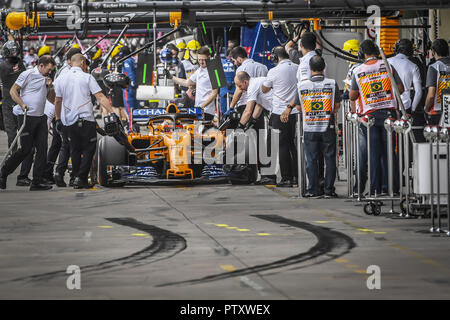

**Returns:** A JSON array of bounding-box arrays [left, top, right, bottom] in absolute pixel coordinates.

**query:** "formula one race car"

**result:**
[[97, 104, 257, 187]]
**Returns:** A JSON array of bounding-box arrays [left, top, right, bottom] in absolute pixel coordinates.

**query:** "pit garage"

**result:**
[[0, 0, 449, 305]]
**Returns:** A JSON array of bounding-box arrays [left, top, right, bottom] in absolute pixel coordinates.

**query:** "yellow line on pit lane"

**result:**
[[207, 223, 282, 236], [221, 264, 237, 272]]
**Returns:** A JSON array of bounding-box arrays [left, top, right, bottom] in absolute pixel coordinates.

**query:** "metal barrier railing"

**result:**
[[423, 125, 450, 235], [296, 97, 449, 237], [339, 104, 449, 236]]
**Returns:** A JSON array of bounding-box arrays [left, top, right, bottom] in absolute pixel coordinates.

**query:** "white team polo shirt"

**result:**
[[236, 58, 268, 106], [13, 66, 48, 117], [388, 53, 422, 111], [263, 59, 299, 115], [44, 101, 55, 127], [297, 50, 327, 82], [55, 66, 102, 126], [189, 66, 215, 116], [246, 77, 272, 111], [55, 62, 71, 80], [54, 64, 71, 123], [297, 51, 317, 82]]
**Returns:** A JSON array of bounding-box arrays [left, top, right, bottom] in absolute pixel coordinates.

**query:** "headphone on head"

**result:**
[[357, 42, 380, 61], [270, 47, 279, 64], [394, 39, 413, 56], [357, 47, 365, 60]]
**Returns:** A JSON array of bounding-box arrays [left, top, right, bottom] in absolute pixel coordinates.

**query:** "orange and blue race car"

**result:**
[[97, 104, 258, 187]]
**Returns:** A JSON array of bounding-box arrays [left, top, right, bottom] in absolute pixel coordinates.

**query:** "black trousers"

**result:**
[[55, 125, 72, 177], [1, 97, 34, 179], [270, 113, 298, 180], [67, 120, 97, 180], [1, 115, 48, 183], [44, 118, 62, 177]]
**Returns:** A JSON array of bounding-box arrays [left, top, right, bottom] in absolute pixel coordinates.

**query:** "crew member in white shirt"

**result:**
[[168, 46, 219, 121], [229, 46, 268, 112], [297, 32, 326, 82], [262, 46, 299, 188], [234, 72, 276, 185], [388, 39, 422, 114], [23, 47, 38, 68], [235, 74, 272, 128], [54, 54, 115, 189], [52, 47, 82, 187], [0, 55, 56, 190]]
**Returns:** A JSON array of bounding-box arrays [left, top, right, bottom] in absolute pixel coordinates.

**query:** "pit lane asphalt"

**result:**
[[0, 130, 449, 300]]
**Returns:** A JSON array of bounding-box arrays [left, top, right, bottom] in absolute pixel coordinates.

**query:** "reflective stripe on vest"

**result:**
[[354, 60, 396, 114], [299, 78, 336, 133], [431, 60, 450, 113]]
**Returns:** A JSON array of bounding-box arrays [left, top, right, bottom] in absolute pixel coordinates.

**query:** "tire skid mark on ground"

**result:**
[[4, 218, 187, 283], [157, 214, 355, 287]]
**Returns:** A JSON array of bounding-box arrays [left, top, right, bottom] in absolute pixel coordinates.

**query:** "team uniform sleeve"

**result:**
[[261, 64, 268, 77], [411, 65, 423, 112], [14, 70, 29, 88], [54, 80, 62, 98], [263, 70, 274, 88], [391, 67, 404, 88], [189, 69, 198, 84], [88, 75, 103, 94], [426, 65, 438, 88], [246, 81, 259, 102], [297, 63, 309, 82], [45, 101, 55, 122]]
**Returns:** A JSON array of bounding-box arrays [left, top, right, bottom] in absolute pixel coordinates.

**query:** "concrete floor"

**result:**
[[0, 130, 449, 300]]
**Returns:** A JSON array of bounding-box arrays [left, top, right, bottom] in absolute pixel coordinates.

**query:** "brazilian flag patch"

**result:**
[[370, 81, 383, 92], [311, 101, 324, 111]]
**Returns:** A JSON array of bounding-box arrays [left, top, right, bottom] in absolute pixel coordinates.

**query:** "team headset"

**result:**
[[393, 39, 414, 56], [270, 47, 279, 64], [357, 44, 379, 61]]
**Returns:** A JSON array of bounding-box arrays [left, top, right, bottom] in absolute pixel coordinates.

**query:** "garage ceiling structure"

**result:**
[[4, 0, 449, 33]]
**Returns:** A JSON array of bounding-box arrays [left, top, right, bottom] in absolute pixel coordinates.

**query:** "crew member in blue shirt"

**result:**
[[119, 47, 138, 132], [220, 49, 236, 114]]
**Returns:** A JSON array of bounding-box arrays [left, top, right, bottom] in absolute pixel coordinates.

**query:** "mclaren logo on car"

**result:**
[[88, 14, 135, 24]]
